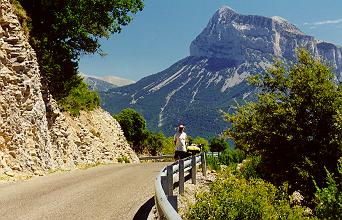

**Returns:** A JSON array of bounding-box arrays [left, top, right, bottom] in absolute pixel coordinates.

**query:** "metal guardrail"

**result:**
[[154, 153, 207, 220]]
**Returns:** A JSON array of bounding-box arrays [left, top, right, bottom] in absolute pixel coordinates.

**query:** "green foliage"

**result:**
[[17, 0, 143, 101], [161, 137, 175, 155], [117, 156, 130, 163], [10, 0, 30, 36], [225, 49, 342, 198], [192, 136, 209, 152], [113, 108, 209, 156], [114, 108, 147, 153], [206, 155, 221, 171], [58, 77, 100, 116], [142, 132, 165, 155], [206, 148, 246, 171], [187, 168, 315, 220], [209, 137, 229, 152], [314, 160, 342, 219], [236, 155, 262, 180], [114, 109, 178, 155], [219, 148, 245, 165]]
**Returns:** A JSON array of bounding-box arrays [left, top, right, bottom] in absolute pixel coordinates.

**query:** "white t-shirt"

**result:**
[[174, 132, 187, 151]]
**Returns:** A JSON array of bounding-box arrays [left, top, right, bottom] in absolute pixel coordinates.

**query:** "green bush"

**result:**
[[192, 136, 210, 152], [237, 155, 262, 180], [186, 168, 315, 220], [142, 132, 165, 156], [114, 108, 147, 153], [58, 79, 100, 116], [314, 160, 342, 219], [209, 137, 229, 152], [206, 155, 221, 171], [114, 108, 179, 155], [161, 137, 175, 155], [206, 148, 246, 171], [219, 148, 245, 165]]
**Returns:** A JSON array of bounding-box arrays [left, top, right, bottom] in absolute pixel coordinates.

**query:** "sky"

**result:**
[[78, 0, 342, 81]]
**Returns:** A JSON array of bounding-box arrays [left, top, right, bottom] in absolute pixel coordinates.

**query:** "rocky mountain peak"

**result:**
[[216, 5, 237, 19], [271, 16, 304, 35], [190, 6, 314, 63]]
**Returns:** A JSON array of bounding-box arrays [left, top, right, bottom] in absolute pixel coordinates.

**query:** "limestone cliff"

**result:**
[[0, 0, 138, 178], [190, 6, 342, 78]]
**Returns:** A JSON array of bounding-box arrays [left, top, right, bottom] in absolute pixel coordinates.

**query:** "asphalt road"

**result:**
[[0, 162, 169, 220]]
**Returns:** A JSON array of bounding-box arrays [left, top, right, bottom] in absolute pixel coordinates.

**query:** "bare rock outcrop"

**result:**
[[0, 0, 138, 178], [190, 6, 342, 78]]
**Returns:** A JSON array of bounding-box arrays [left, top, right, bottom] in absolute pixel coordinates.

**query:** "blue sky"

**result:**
[[79, 0, 342, 81]]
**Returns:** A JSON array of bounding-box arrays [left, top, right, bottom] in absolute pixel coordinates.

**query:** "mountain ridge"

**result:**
[[101, 6, 342, 138]]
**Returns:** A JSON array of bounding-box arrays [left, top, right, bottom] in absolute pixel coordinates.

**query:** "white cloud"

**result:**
[[304, 18, 342, 27], [313, 19, 342, 25]]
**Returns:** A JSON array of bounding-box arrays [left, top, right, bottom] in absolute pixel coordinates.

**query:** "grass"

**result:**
[[117, 156, 130, 163], [0, 173, 33, 182], [76, 161, 108, 170]]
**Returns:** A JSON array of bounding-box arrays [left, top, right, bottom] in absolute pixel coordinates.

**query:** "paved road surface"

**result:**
[[0, 162, 169, 220]]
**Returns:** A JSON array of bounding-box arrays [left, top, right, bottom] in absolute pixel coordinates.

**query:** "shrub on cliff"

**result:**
[[59, 79, 100, 116]]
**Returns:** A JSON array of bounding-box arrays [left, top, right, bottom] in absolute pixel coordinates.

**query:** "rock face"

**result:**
[[49, 107, 139, 169], [190, 6, 342, 77], [102, 6, 342, 138], [0, 1, 138, 178]]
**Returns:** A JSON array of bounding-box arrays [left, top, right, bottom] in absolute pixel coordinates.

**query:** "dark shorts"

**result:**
[[174, 150, 189, 160]]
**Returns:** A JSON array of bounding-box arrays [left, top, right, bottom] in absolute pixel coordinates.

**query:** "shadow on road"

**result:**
[[133, 196, 155, 220]]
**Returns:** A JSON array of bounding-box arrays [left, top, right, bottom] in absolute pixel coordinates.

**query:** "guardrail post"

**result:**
[[166, 165, 178, 212], [201, 152, 207, 177], [166, 165, 173, 196], [191, 155, 197, 184], [179, 159, 185, 195], [167, 195, 178, 212], [161, 175, 168, 194]]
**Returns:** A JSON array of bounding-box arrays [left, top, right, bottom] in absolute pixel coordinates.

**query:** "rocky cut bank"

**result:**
[[101, 6, 342, 138], [0, 0, 138, 178]]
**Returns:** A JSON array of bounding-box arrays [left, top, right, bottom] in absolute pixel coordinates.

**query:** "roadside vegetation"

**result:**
[[113, 108, 212, 156], [114, 108, 171, 155], [187, 49, 342, 219]]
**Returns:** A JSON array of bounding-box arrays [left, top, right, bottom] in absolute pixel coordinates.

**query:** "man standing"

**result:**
[[174, 124, 188, 160]]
